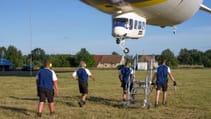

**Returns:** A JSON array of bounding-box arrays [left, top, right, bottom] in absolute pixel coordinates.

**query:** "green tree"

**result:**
[[29, 48, 46, 67], [203, 49, 211, 67], [178, 49, 203, 65], [48, 54, 77, 67], [68, 55, 78, 67], [75, 48, 95, 67], [112, 51, 120, 55], [189, 49, 203, 65], [159, 49, 178, 68], [178, 48, 191, 64], [204, 49, 211, 58], [49, 54, 71, 67], [0, 46, 7, 58], [5, 45, 23, 67]]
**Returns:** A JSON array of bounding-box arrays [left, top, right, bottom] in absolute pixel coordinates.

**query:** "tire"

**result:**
[[123, 48, 129, 54]]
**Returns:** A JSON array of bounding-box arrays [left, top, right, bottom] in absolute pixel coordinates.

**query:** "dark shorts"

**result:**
[[121, 81, 129, 94], [156, 82, 168, 92], [78, 80, 88, 94], [38, 88, 54, 103]]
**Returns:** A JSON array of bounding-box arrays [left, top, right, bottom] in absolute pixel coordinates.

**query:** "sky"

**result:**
[[0, 0, 211, 56]]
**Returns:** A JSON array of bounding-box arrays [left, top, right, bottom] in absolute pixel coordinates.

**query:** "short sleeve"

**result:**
[[72, 71, 77, 77], [35, 71, 40, 80], [154, 68, 158, 73], [119, 70, 121, 75], [130, 68, 134, 74], [51, 70, 58, 81], [85, 69, 92, 76], [167, 67, 171, 73]]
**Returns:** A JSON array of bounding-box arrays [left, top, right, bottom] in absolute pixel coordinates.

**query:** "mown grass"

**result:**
[[0, 69, 211, 119]]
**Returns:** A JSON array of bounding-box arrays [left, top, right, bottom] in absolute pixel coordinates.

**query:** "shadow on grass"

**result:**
[[87, 96, 122, 108], [9, 96, 38, 101], [54, 70, 75, 73], [55, 95, 122, 108], [9, 96, 79, 107], [53, 96, 79, 107], [9, 96, 77, 107], [0, 106, 34, 116], [88, 96, 147, 109], [0, 71, 37, 77], [0, 70, 74, 77]]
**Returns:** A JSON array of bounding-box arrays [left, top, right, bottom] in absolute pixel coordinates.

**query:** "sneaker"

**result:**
[[78, 101, 83, 107], [154, 103, 159, 108], [36, 112, 42, 117], [78, 101, 85, 107], [50, 112, 55, 116], [120, 101, 128, 106], [163, 102, 167, 106]]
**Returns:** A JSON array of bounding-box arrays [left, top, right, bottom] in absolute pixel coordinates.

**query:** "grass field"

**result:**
[[0, 69, 211, 119]]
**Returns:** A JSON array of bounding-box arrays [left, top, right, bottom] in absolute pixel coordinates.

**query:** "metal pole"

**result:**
[[28, 0, 33, 76], [142, 54, 155, 108]]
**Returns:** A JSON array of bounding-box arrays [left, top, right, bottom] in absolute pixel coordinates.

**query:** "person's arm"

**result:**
[[52, 70, 59, 96], [168, 68, 176, 86], [130, 69, 135, 80], [85, 68, 95, 81], [72, 71, 78, 80], [118, 70, 122, 82], [152, 68, 157, 83], [53, 80, 58, 96], [168, 72, 175, 81], [89, 75, 95, 81], [35, 73, 39, 96], [36, 79, 39, 87], [152, 72, 156, 81], [151, 72, 157, 85], [35, 73, 39, 86]]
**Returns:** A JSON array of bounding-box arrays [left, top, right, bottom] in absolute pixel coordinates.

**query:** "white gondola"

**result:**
[[112, 13, 146, 54], [112, 12, 146, 39]]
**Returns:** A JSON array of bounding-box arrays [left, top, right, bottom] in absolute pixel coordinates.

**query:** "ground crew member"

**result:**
[[36, 60, 58, 117], [72, 61, 95, 107], [152, 59, 176, 108], [119, 60, 134, 102]]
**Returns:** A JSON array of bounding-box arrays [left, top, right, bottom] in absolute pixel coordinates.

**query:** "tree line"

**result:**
[[0, 45, 211, 68], [157, 48, 211, 68], [0, 46, 95, 68]]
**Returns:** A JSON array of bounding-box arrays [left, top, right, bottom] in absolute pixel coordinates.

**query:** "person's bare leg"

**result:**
[[38, 102, 44, 113], [78, 93, 87, 107], [155, 90, 160, 107], [163, 91, 167, 105], [82, 94, 88, 102], [37, 102, 44, 117], [49, 102, 55, 113], [122, 93, 127, 101]]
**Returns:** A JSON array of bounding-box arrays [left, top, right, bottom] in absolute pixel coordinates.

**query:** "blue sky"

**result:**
[[0, 0, 210, 56]]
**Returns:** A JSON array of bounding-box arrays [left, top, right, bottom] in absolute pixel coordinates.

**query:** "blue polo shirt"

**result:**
[[36, 68, 57, 89], [72, 68, 92, 81], [120, 66, 132, 83], [155, 65, 170, 84]]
